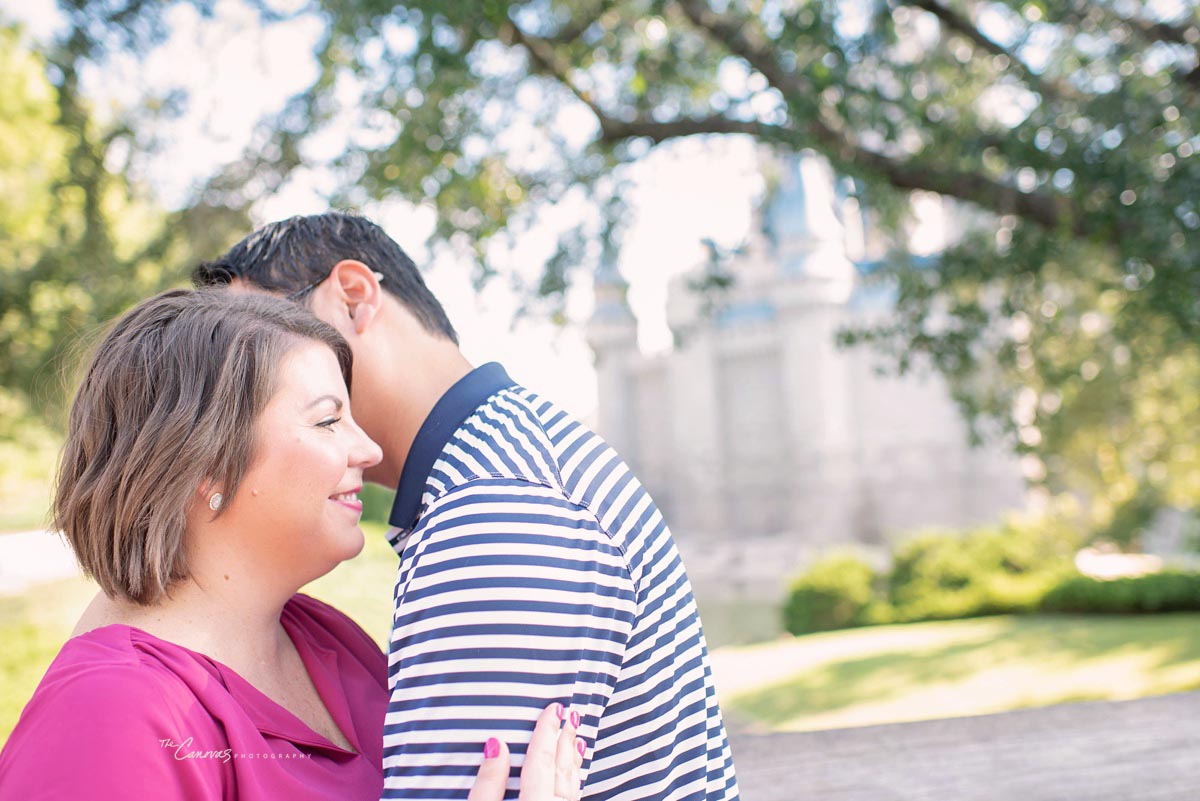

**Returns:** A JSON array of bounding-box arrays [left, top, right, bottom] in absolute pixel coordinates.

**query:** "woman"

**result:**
[[0, 289, 582, 800]]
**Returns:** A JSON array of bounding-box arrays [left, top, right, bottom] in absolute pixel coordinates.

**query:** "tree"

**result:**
[[0, 17, 250, 429], [53, 0, 1200, 528]]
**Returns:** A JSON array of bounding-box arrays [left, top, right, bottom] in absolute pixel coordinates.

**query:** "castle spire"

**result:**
[[763, 151, 856, 291], [587, 238, 637, 360]]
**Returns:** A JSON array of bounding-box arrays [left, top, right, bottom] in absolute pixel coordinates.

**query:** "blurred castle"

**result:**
[[586, 153, 1026, 552]]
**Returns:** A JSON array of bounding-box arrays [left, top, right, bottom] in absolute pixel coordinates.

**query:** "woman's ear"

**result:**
[[327, 259, 382, 335]]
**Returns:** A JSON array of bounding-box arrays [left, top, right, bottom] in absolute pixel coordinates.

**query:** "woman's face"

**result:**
[[221, 341, 383, 588]]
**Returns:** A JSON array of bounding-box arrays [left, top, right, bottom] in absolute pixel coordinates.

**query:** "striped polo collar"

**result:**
[[388, 361, 516, 531]]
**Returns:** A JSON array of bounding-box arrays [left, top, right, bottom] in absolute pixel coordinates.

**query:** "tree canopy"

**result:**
[[0, 16, 249, 428], [15, 0, 1200, 536]]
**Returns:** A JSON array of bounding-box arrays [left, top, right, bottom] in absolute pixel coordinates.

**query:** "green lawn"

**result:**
[[303, 521, 399, 647], [0, 574, 98, 744], [0, 523, 399, 745], [716, 613, 1200, 733], [0, 435, 57, 534], [6, 527, 1200, 749]]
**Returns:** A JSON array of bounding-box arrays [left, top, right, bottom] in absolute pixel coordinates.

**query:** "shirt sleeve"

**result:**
[[381, 477, 637, 800], [0, 663, 227, 801]]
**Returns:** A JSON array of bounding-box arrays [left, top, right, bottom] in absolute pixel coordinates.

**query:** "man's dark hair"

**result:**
[[194, 212, 458, 343]]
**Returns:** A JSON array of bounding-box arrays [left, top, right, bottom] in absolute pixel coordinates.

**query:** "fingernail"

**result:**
[[484, 737, 500, 759], [576, 737, 586, 757], [554, 703, 564, 721], [570, 710, 581, 728]]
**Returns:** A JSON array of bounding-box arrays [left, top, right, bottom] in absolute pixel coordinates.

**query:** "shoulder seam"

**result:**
[[496, 387, 566, 488], [426, 391, 563, 494], [412, 474, 636, 594]]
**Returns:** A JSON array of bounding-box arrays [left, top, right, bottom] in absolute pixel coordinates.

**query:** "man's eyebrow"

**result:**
[[305, 395, 344, 411]]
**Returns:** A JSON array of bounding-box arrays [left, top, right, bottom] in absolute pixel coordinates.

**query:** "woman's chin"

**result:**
[[343, 527, 367, 560], [303, 527, 367, 584], [324, 523, 366, 561]]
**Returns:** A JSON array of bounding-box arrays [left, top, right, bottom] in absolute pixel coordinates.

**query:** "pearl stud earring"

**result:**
[[209, 493, 223, 511]]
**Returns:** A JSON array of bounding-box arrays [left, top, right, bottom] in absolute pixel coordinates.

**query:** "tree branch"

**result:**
[[500, 20, 610, 122], [594, 111, 1081, 235], [900, 0, 1081, 101], [596, 114, 785, 141], [1110, 7, 1198, 48], [506, 0, 1093, 239], [544, 0, 614, 44], [669, 0, 1091, 237]]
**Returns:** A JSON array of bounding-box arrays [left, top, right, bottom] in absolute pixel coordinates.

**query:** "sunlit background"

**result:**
[[2, 0, 1199, 776]]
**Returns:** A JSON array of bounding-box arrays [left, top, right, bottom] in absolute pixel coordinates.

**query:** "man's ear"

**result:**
[[327, 259, 383, 335]]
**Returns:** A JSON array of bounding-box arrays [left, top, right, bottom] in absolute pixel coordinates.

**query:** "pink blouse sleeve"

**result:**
[[0, 663, 227, 800]]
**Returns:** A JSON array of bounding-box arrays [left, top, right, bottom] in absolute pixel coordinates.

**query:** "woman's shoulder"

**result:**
[[4, 627, 221, 759], [283, 593, 385, 668], [33, 626, 213, 717], [0, 628, 228, 799]]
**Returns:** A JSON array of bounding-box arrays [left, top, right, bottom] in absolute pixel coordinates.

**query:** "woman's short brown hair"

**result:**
[[53, 288, 353, 605]]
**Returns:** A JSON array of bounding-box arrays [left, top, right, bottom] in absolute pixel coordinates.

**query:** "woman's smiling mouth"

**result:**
[[329, 488, 363, 512]]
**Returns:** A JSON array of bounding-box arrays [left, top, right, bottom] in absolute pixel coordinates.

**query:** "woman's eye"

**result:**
[[316, 416, 342, 429]]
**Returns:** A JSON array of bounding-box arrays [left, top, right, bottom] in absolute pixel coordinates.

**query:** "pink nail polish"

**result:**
[[484, 737, 500, 759], [570, 710, 581, 728], [554, 703, 564, 721], [576, 737, 586, 757]]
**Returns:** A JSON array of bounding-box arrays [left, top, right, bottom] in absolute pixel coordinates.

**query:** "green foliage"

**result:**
[[887, 513, 1083, 622], [783, 507, 1200, 632], [0, 391, 61, 533], [783, 551, 880, 635], [0, 24, 249, 430], [40, 2, 1200, 544], [1041, 572, 1200, 615], [360, 483, 397, 525], [54, 0, 1199, 542], [844, 239, 1200, 540], [784, 508, 1085, 633]]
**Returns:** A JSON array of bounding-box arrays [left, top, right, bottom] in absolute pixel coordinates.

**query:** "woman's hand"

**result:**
[[468, 703, 586, 801]]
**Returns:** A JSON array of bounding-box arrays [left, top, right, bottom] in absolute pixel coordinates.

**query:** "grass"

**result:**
[[302, 521, 399, 647], [0, 522, 399, 746], [0, 435, 58, 535], [717, 613, 1200, 733], [7, 525, 1200, 749], [0, 575, 97, 744]]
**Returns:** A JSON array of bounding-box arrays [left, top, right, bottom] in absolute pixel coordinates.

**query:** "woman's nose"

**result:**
[[351, 425, 384, 469]]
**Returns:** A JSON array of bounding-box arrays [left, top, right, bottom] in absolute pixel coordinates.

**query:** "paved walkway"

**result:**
[[0, 529, 81, 595], [730, 691, 1200, 800]]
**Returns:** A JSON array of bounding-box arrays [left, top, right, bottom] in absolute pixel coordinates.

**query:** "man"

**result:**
[[197, 212, 740, 801]]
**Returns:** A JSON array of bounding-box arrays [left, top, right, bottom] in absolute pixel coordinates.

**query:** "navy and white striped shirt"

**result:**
[[382, 363, 739, 801]]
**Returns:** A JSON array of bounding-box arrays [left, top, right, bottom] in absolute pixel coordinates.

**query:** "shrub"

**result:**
[[360, 484, 397, 524], [1041, 571, 1200, 614], [781, 510, 1089, 633], [885, 515, 1081, 623], [783, 551, 880, 635]]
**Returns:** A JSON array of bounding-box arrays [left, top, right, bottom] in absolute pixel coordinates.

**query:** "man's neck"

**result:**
[[379, 342, 473, 486]]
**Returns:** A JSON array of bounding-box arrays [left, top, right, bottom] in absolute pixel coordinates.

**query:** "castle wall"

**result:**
[[589, 153, 1027, 600], [592, 292, 1027, 563]]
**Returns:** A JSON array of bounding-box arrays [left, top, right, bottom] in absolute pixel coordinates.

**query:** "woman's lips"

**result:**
[[329, 489, 363, 513]]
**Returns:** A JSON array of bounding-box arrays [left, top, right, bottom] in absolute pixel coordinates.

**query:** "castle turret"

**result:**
[[766, 152, 859, 544], [765, 152, 857, 304], [586, 242, 639, 460], [586, 239, 637, 359]]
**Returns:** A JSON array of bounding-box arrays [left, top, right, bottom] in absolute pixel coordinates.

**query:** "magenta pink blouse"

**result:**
[[0, 593, 387, 801]]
